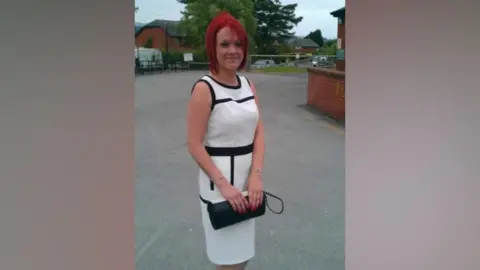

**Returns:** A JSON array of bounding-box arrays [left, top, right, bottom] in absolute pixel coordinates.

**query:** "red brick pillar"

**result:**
[[336, 17, 345, 71]]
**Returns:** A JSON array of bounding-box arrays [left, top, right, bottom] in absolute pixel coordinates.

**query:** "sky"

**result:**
[[134, 0, 345, 39]]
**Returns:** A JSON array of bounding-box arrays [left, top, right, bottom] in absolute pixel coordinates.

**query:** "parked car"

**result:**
[[251, 59, 276, 69], [311, 56, 328, 67]]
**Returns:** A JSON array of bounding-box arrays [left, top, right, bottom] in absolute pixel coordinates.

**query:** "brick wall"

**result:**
[[306, 67, 345, 121], [135, 28, 194, 51]]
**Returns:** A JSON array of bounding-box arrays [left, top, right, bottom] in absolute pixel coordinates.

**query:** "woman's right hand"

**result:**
[[218, 183, 249, 213]]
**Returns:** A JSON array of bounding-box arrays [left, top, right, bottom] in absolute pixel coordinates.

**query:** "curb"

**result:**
[[297, 104, 345, 133]]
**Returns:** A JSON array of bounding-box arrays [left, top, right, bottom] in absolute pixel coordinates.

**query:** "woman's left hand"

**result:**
[[247, 174, 263, 211]]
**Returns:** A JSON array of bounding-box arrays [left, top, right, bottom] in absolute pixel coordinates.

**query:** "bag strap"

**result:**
[[263, 191, 284, 214], [199, 195, 211, 205]]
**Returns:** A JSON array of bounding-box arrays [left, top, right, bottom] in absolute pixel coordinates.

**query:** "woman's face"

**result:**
[[215, 27, 244, 72]]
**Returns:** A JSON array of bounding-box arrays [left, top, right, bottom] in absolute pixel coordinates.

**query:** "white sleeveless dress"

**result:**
[[193, 74, 259, 265]]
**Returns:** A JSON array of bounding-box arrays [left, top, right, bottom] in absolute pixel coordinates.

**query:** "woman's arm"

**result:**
[[187, 81, 230, 190], [247, 80, 266, 210], [249, 80, 265, 177], [187, 81, 249, 212]]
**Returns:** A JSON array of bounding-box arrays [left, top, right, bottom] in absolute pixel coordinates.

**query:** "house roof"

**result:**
[[135, 20, 185, 37], [285, 37, 320, 48], [135, 22, 144, 34], [330, 7, 345, 18]]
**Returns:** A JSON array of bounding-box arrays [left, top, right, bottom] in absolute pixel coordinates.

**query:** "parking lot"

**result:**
[[135, 71, 345, 270]]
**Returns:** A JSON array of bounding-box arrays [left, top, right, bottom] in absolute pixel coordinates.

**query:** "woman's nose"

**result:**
[[227, 44, 237, 53]]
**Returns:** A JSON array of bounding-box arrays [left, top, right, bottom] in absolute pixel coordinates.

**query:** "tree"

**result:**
[[176, 0, 302, 54], [253, 0, 303, 54], [144, 37, 153, 48], [323, 38, 336, 48], [305, 29, 324, 47], [316, 38, 337, 55], [177, 0, 257, 51]]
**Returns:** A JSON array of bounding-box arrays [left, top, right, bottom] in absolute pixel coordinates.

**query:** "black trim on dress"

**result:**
[[191, 79, 216, 111], [205, 74, 242, 90], [215, 95, 255, 105], [230, 156, 235, 186], [205, 143, 254, 190]]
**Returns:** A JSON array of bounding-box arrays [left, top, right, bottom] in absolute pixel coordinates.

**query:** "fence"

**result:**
[[135, 60, 209, 75], [134, 54, 337, 75], [247, 54, 336, 70]]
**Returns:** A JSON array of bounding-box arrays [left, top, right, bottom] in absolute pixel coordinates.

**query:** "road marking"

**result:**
[[135, 228, 163, 265]]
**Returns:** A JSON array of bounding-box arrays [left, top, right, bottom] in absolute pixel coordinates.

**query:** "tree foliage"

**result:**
[[305, 29, 324, 47], [177, 0, 302, 54], [316, 38, 337, 55], [177, 0, 257, 51], [253, 0, 303, 54], [144, 37, 153, 48]]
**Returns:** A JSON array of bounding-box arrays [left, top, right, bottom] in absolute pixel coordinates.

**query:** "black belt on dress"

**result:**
[[204, 143, 254, 190], [205, 143, 254, 156]]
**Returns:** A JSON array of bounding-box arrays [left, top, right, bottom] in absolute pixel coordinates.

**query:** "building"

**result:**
[[135, 22, 144, 35], [330, 7, 345, 71], [284, 37, 320, 53], [305, 6, 346, 122], [135, 20, 193, 51]]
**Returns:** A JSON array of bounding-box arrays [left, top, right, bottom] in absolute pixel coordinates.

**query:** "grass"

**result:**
[[254, 66, 307, 73]]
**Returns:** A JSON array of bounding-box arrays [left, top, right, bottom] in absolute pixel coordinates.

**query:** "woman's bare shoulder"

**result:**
[[189, 79, 213, 109]]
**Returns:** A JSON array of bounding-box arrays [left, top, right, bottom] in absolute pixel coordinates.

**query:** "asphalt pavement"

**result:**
[[135, 71, 345, 270]]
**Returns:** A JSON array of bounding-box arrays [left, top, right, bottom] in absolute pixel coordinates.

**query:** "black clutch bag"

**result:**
[[199, 191, 284, 230]]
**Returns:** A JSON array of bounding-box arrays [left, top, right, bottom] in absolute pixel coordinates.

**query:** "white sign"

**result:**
[[295, 53, 300, 60], [183, 53, 193, 62], [337, 38, 342, 49]]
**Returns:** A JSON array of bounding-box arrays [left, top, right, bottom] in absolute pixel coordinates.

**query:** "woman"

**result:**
[[186, 11, 265, 270]]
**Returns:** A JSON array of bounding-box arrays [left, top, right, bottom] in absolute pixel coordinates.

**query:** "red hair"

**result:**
[[205, 11, 249, 74]]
